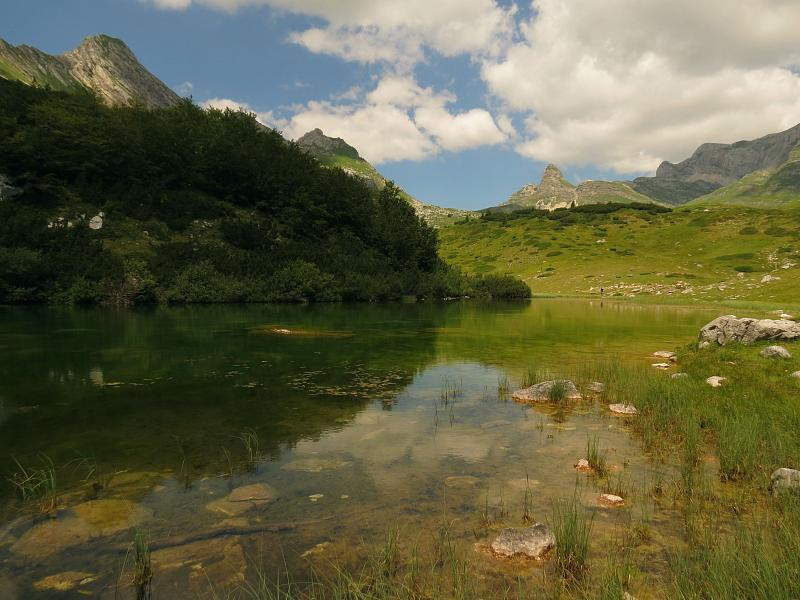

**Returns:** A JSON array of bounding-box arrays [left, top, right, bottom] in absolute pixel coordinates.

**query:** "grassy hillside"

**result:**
[[440, 204, 800, 304]]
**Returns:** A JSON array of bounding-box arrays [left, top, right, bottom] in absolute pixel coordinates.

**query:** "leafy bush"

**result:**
[[473, 275, 531, 299]]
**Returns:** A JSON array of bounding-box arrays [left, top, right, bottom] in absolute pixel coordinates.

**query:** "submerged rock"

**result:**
[[653, 351, 677, 361], [11, 499, 152, 558], [706, 376, 726, 388], [699, 315, 800, 345], [609, 404, 638, 415], [652, 363, 672, 369], [771, 468, 800, 493], [33, 571, 97, 592], [444, 475, 480, 488], [490, 523, 555, 559], [152, 535, 246, 589], [282, 457, 351, 472], [760, 345, 792, 359], [512, 380, 581, 403], [206, 483, 279, 516], [588, 381, 605, 393], [599, 493, 625, 507], [671, 372, 689, 379], [575, 458, 592, 473]]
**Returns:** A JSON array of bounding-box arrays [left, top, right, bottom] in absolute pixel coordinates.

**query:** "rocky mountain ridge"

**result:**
[[0, 35, 180, 109], [631, 123, 800, 204], [496, 164, 656, 212]]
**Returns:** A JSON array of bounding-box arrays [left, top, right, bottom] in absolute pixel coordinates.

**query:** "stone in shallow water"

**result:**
[[206, 483, 279, 516], [152, 535, 247, 589], [760, 345, 792, 359], [771, 468, 800, 493], [653, 351, 677, 360], [575, 458, 592, 473], [490, 523, 555, 559], [444, 475, 480, 488], [512, 380, 581, 403], [588, 381, 605, 393], [281, 457, 352, 472], [33, 571, 97, 592], [11, 499, 152, 558], [599, 493, 625, 507], [651, 363, 671, 369], [671, 372, 689, 379], [609, 404, 638, 415], [792, 371, 800, 379], [706, 376, 726, 387]]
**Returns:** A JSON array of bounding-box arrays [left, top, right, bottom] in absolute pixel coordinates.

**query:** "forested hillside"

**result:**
[[0, 80, 528, 304]]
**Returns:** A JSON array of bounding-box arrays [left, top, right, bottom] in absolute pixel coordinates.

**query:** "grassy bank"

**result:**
[[439, 205, 800, 304]]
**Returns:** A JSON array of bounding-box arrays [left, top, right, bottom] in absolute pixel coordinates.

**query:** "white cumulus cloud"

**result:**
[[200, 98, 285, 130], [482, 0, 800, 173], [282, 76, 509, 163]]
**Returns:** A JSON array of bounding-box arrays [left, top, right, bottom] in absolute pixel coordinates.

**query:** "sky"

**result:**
[[2, 0, 800, 210]]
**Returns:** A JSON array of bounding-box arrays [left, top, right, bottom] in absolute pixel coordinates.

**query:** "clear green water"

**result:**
[[0, 300, 721, 598]]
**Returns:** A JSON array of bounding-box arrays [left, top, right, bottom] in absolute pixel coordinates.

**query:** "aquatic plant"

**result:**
[[586, 436, 608, 477], [552, 495, 594, 579], [7, 454, 58, 513], [548, 380, 570, 404], [237, 429, 261, 472]]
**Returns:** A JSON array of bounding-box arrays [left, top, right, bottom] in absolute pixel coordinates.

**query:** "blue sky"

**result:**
[[3, 0, 800, 210]]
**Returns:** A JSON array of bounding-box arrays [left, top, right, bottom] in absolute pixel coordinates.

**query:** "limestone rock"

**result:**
[[671, 372, 689, 379], [575, 459, 592, 473], [512, 380, 581, 403], [653, 351, 677, 360], [652, 363, 672, 369], [791, 371, 800, 379], [706, 376, 726, 387], [599, 493, 625, 507], [699, 315, 800, 345], [88, 213, 104, 230], [444, 476, 480, 488], [151, 535, 246, 589], [588, 381, 605, 393], [206, 483, 278, 516], [609, 404, 638, 415], [33, 571, 97, 592], [771, 468, 800, 493], [490, 524, 555, 559], [760, 345, 792, 359], [11, 499, 152, 558], [761, 274, 781, 284]]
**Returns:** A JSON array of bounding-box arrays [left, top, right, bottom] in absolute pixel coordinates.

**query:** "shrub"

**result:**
[[472, 274, 531, 299]]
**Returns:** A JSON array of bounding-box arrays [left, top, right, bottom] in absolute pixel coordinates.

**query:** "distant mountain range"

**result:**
[[2, 34, 798, 215], [491, 164, 659, 213]]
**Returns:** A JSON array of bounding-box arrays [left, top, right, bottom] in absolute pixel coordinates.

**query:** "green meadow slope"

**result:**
[[439, 204, 800, 304]]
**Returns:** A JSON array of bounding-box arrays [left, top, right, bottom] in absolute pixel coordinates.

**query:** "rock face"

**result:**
[[699, 315, 800, 345], [760, 345, 792, 359], [0, 35, 180, 108], [771, 468, 800, 492], [631, 123, 800, 205], [490, 524, 555, 559], [296, 128, 361, 160], [512, 380, 582, 403]]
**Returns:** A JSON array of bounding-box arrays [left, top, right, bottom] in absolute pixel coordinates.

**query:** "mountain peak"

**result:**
[[296, 129, 361, 160], [0, 34, 179, 109]]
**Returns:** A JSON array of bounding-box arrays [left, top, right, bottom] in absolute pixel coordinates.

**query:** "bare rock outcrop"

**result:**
[[699, 315, 800, 345]]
